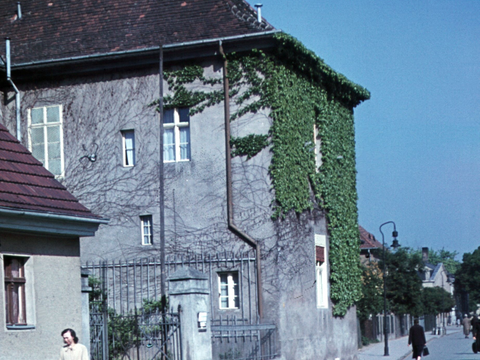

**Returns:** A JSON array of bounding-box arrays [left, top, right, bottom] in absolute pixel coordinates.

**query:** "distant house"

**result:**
[[0, 1, 370, 359], [420, 247, 453, 292], [0, 124, 106, 360], [359, 225, 383, 263]]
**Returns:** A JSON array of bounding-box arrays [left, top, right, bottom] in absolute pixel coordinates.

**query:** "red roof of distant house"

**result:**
[[359, 225, 383, 250], [0, 124, 101, 219], [0, 0, 273, 64]]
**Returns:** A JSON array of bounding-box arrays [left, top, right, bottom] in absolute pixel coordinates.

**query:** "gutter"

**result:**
[[219, 41, 264, 320], [0, 207, 109, 224], [6, 30, 281, 70]]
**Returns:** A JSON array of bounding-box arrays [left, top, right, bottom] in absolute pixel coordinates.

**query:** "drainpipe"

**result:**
[[5, 38, 21, 142], [158, 44, 166, 304], [219, 41, 263, 320]]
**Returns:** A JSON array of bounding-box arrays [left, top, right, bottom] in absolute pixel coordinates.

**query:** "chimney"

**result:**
[[254, 3, 263, 23], [17, 2, 22, 19], [422, 247, 429, 263]]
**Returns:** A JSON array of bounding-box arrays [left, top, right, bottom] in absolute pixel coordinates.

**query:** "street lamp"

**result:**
[[379, 221, 400, 356]]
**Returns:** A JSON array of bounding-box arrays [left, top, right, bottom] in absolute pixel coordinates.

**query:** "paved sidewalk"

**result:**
[[357, 325, 461, 360]]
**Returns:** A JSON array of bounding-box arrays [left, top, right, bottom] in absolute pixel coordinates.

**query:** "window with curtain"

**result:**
[[163, 108, 190, 162], [4, 256, 27, 326], [315, 234, 329, 308], [28, 105, 64, 176], [121, 130, 135, 166]]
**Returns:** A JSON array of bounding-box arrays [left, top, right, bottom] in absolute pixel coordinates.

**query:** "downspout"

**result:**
[[219, 41, 263, 320], [5, 38, 21, 142], [158, 45, 166, 304]]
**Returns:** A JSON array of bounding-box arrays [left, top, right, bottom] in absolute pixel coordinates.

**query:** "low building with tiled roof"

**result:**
[[0, 124, 105, 359], [359, 225, 384, 263], [0, 1, 370, 359]]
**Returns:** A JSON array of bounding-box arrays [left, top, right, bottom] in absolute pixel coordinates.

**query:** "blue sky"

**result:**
[[246, 0, 480, 258]]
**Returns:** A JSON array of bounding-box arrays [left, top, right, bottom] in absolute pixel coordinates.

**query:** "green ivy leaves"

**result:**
[[160, 33, 368, 317], [230, 134, 269, 159]]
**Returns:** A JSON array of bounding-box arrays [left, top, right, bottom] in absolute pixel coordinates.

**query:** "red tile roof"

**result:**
[[0, 124, 101, 219], [0, 0, 273, 64], [359, 225, 383, 250]]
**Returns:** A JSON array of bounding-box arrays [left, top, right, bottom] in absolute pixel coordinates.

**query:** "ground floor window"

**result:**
[[315, 234, 328, 308], [218, 272, 239, 309], [4, 256, 27, 325]]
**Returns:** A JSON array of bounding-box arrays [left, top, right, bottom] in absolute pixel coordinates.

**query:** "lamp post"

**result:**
[[379, 221, 400, 356]]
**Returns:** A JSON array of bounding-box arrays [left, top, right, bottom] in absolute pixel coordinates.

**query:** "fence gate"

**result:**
[[90, 305, 181, 360]]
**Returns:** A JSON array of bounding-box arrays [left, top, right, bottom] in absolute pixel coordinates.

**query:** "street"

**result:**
[[403, 330, 478, 360]]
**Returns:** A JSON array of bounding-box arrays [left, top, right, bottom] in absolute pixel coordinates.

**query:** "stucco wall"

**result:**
[[0, 59, 360, 359], [0, 233, 84, 360]]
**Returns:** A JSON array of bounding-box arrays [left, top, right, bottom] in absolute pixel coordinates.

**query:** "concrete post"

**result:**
[[81, 269, 92, 353], [168, 267, 212, 360]]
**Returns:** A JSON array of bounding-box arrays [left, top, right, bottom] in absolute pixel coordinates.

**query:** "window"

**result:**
[[4, 256, 27, 325], [218, 272, 239, 309], [121, 130, 135, 166], [28, 105, 64, 176], [163, 108, 190, 162], [141, 215, 153, 245], [314, 125, 322, 171], [315, 234, 328, 308]]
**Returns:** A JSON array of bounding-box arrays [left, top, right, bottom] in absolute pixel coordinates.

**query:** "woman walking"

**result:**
[[408, 319, 426, 360]]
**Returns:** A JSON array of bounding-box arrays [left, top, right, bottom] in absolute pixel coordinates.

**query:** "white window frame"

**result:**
[[218, 272, 239, 310], [140, 215, 153, 245], [315, 234, 329, 309], [121, 129, 135, 167], [28, 105, 64, 177], [163, 108, 190, 162]]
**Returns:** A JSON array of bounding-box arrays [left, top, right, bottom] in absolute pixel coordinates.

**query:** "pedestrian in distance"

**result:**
[[408, 318, 426, 360], [463, 314, 472, 338], [60, 328, 89, 360]]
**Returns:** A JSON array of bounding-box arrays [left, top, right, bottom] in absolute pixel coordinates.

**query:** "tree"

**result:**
[[422, 287, 455, 315], [380, 248, 424, 316], [455, 246, 480, 311], [356, 261, 384, 322]]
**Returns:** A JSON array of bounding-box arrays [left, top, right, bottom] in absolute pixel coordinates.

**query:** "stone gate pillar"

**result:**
[[168, 267, 212, 360]]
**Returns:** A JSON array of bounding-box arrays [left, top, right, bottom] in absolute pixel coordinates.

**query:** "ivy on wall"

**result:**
[[159, 33, 370, 316]]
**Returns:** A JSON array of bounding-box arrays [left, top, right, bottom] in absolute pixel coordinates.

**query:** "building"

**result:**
[[0, 1, 370, 359], [0, 124, 105, 360], [359, 225, 383, 264]]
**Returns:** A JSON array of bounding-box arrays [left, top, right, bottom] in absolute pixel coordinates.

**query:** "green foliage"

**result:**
[[380, 248, 424, 316], [422, 287, 455, 315], [231, 134, 269, 159], [456, 247, 480, 309], [357, 262, 384, 322], [157, 33, 369, 316], [88, 276, 170, 360]]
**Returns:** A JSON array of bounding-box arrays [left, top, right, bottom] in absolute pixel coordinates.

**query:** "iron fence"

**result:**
[[90, 303, 181, 360], [83, 251, 277, 360]]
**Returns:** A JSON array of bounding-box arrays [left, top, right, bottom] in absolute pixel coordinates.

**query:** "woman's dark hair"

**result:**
[[61, 328, 79, 344]]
